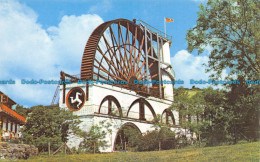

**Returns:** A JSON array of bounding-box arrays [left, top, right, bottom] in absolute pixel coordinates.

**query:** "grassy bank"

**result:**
[[20, 142, 259, 162]]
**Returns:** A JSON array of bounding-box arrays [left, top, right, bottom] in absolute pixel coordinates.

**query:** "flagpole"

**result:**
[[164, 17, 166, 37]]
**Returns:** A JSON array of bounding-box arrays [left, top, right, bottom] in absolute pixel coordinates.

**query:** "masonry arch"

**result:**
[[98, 95, 123, 117], [127, 98, 156, 121], [113, 122, 142, 151], [161, 109, 176, 125]]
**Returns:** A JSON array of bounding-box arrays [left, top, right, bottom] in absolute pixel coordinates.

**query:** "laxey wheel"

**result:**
[[80, 19, 161, 97]]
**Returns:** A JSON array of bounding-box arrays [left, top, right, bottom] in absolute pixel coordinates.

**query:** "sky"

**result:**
[[0, 0, 214, 107]]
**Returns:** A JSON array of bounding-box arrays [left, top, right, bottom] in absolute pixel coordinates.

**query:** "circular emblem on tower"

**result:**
[[66, 87, 85, 111]]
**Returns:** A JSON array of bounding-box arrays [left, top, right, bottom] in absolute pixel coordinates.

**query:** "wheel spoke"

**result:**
[[81, 19, 162, 96], [97, 45, 128, 81], [138, 59, 155, 80], [109, 26, 129, 76], [94, 58, 118, 80], [101, 35, 120, 76], [102, 34, 128, 78], [148, 74, 158, 80], [136, 60, 146, 79], [134, 35, 145, 76], [131, 26, 138, 75], [93, 65, 123, 81], [118, 23, 131, 75], [126, 23, 133, 74], [97, 46, 120, 77]]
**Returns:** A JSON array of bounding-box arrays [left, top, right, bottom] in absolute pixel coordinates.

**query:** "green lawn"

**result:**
[[20, 142, 259, 162]]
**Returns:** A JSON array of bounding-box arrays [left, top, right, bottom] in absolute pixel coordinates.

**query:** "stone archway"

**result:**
[[161, 109, 176, 125], [127, 98, 156, 121], [113, 122, 142, 151], [99, 95, 123, 117]]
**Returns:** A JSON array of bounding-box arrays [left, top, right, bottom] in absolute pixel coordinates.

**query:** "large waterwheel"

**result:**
[[80, 19, 164, 97]]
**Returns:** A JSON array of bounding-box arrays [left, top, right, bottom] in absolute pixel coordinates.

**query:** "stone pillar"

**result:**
[[161, 41, 175, 101], [162, 42, 171, 65]]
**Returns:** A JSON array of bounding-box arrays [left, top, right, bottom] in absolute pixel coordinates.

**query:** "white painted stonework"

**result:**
[[59, 40, 190, 152]]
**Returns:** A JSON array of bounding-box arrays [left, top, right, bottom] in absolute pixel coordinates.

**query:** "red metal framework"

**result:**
[[80, 19, 163, 97]]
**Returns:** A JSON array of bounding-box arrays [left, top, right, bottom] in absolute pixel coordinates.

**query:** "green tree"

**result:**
[[172, 87, 231, 146], [15, 104, 31, 117], [172, 87, 206, 146], [114, 125, 142, 151], [186, 0, 260, 143], [79, 123, 107, 153], [186, 0, 259, 79], [22, 105, 78, 152], [201, 87, 232, 146], [135, 127, 176, 151], [152, 114, 178, 150], [225, 78, 260, 143]]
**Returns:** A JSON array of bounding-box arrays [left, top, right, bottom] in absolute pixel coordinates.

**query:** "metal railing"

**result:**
[[137, 20, 172, 41]]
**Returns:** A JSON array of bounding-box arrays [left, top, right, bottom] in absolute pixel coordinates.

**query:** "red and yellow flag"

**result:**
[[165, 18, 174, 22]]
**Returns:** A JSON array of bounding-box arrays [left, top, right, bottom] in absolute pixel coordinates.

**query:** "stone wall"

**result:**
[[0, 142, 38, 159]]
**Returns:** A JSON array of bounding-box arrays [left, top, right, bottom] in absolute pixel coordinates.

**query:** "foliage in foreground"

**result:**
[[114, 126, 179, 152], [22, 105, 79, 152], [172, 86, 259, 146], [183, 0, 259, 147], [78, 124, 108, 153], [22, 141, 260, 162]]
